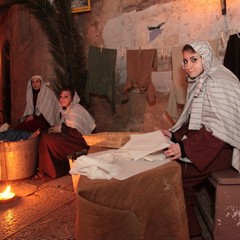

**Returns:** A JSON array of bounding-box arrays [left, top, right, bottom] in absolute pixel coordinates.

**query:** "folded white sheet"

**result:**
[[143, 153, 166, 162], [70, 131, 170, 180], [69, 152, 121, 180], [114, 130, 169, 161]]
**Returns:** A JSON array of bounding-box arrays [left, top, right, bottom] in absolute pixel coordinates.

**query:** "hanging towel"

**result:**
[[223, 33, 240, 80], [123, 49, 157, 104], [86, 46, 117, 112]]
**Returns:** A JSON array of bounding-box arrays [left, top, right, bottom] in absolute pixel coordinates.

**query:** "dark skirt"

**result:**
[[15, 114, 51, 132], [38, 123, 89, 179]]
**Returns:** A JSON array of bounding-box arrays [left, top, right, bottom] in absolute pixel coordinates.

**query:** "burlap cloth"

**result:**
[[75, 149, 189, 240]]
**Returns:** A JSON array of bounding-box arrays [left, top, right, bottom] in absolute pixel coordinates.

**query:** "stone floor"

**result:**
[[0, 175, 76, 240], [0, 174, 212, 240]]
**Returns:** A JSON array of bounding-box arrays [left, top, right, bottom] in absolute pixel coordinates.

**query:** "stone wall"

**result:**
[[74, 0, 240, 132], [1, 0, 240, 132]]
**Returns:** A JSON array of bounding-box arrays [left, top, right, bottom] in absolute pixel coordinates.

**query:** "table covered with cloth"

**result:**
[[75, 149, 189, 240]]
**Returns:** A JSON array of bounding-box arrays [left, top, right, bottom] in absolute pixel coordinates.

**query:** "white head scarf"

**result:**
[[24, 75, 60, 126], [171, 40, 240, 172], [59, 90, 96, 135]]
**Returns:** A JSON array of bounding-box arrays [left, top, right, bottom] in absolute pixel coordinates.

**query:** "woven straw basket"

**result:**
[[0, 136, 39, 180]]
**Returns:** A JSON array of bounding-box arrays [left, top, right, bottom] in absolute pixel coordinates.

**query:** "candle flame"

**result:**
[[0, 185, 15, 200]]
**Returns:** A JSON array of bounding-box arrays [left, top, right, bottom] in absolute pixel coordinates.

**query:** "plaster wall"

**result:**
[[1, 0, 240, 132], [74, 0, 240, 132]]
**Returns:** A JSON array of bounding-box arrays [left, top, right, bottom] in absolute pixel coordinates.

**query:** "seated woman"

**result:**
[[162, 40, 240, 240], [0, 75, 59, 141], [36, 85, 96, 180]]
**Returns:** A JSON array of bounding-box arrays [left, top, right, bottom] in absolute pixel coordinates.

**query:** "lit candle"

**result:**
[[0, 185, 15, 201]]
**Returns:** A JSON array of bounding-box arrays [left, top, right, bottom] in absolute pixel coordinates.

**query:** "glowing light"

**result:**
[[0, 185, 15, 201]]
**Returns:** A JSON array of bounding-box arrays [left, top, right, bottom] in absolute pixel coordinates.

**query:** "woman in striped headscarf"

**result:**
[[0, 75, 59, 141], [162, 40, 240, 240], [16, 75, 60, 132]]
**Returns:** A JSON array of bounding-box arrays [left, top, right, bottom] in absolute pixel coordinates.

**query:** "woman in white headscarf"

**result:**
[[36, 85, 96, 180], [162, 40, 240, 240], [0, 75, 59, 141], [16, 75, 60, 132]]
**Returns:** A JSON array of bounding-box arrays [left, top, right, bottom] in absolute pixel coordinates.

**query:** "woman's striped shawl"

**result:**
[[171, 40, 240, 172], [24, 75, 60, 126]]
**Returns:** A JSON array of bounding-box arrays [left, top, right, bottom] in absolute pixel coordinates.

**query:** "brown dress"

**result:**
[[172, 122, 233, 237], [39, 123, 89, 179]]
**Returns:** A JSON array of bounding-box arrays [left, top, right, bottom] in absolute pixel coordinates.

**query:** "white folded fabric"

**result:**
[[0, 123, 10, 132], [70, 131, 171, 180], [143, 153, 166, 162], [69, 152, 121, 180], [114, 130, 169, 161]]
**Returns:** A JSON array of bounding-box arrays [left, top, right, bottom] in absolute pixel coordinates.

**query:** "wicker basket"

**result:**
[[0, 136, 39, 180], [83, 132, 140, 149]]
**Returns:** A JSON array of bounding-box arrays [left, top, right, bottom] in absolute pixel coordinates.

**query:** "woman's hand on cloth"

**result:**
[[164, 143, 182, 160], [48, 125, 61, 133], [161, 129, 172, 139]]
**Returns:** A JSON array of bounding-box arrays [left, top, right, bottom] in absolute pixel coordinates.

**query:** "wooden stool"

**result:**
[[197, 168, 240, 240]]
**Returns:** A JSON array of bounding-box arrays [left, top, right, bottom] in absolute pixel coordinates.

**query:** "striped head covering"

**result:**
[[24, 75, 60, 126], [171, 40, 240, 172], [189, 41, 217, 96], [59, 91, 96, 135]]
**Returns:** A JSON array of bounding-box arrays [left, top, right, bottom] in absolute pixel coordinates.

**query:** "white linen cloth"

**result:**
[[70, 130, 171, 180], [113, 130, 169, 161], [70, 152, 121, 180], [70, 150, 170, 181]]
